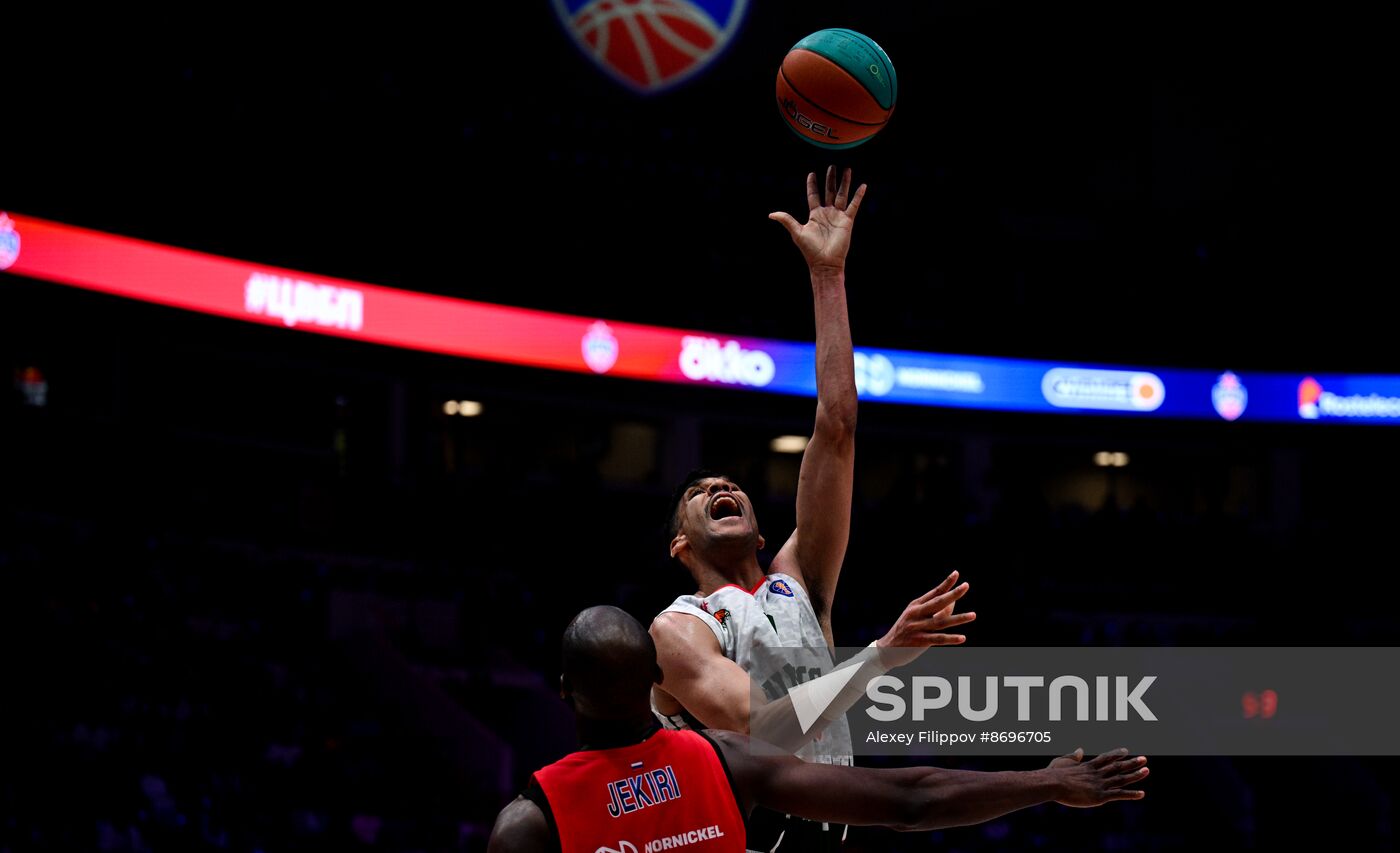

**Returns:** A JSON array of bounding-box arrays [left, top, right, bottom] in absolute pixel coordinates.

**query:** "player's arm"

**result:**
[[768, 166, 866, 630], [651, 610, 853, 751], [651, 611, 754, 734], [709, 731, 1149, 831], [652, 581, 973, 749], [487, 797, 552, 853]]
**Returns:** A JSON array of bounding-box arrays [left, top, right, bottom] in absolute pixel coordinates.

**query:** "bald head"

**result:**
[[561, 606, 662, 721]]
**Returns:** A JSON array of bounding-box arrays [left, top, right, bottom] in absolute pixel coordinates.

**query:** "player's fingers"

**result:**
[[835, 167, 852, 208], [914, 570, 959, 605], [918, 592, 968, 620], [913, 571, 959, 606], [768, 211, 801, 238], [1107, 789, 1147, 801], [929, 611, 976, 630], [1091, 748, 1131, 767], [1063, 748, 1085, 763], [846, 183, 867, 219], [824, 164, 837, 207], [918, 582, 969, 615], [1107, 767, 1151, 787], [806, 172, 821, 211], [1106, 756, 1146, 775], [922, 633, 966, 646]]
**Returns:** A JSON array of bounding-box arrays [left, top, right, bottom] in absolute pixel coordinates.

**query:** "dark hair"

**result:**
[[665, 468, 729, 539]]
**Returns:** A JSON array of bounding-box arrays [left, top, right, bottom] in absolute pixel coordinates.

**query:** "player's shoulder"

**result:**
[[694, 728, 763, 806], [487, 796, 551, 853], [650, 607, 724, 649], [654, 589, 740, 632], [691, 728, 745, 774]]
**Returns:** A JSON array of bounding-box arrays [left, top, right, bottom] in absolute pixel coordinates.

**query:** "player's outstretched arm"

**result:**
[[710, 731, 1149, 831], [769, 166, 867, 636], [487, 797, 551, 853]]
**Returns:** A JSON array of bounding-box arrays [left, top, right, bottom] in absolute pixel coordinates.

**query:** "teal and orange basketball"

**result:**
[[776, 29, 897, 149]]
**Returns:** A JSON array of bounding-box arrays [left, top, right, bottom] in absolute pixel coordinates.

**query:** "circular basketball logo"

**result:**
[[0, 214, 19, 271], [1211, 371, 1248, 421], [582, 321, 619, 374], [553, 0, 749, 93]]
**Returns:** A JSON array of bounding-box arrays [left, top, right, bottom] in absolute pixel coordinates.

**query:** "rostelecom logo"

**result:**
[[1298, 377, 1323, 419], [1298, 376, 1400, 420]]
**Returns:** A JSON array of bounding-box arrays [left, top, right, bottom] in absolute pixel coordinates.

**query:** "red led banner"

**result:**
[[0, 212, 691, 382]]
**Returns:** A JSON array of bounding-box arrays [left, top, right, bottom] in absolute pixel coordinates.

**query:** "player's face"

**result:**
[[678, 476, 761, 550]]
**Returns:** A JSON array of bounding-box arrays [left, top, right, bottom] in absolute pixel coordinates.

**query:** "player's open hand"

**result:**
[[1046, 747, 1150, 807], [875, 570, 975, 668], [769, 165, 867, 275]]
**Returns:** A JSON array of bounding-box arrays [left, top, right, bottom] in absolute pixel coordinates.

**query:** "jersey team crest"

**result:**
[[553, 0, 749, 94], [769, 579, 794, 597]]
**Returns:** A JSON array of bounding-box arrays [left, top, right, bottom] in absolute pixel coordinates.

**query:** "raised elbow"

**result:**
[[688, 707, 749, 736], [697, 701, 749, 735], [816, 403, 858, 440]]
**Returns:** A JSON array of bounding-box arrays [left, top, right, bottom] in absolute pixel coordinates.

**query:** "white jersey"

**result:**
[[652, 571, 854, 767]]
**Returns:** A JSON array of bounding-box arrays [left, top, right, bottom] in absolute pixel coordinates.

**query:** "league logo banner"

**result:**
[[552, 0, 749, 93]]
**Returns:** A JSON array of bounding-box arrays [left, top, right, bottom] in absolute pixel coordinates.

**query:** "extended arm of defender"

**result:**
[[710, 731, 1150, 831], [768, 167, 866, 631]]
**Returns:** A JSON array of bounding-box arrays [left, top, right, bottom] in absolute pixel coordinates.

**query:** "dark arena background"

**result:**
[[3, 4, 1397, 851]]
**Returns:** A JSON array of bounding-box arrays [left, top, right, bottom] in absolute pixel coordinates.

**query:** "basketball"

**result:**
[[776, 28, 897, 149]]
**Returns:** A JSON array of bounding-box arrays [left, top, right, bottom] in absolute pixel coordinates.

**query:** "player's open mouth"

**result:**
[[709, 494, 742, 520]]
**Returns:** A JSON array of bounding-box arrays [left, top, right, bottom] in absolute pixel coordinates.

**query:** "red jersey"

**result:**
[[530, 728, 746, 853]]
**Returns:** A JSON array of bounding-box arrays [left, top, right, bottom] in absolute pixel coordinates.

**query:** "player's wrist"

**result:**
[[1031, 768, 1070, 802], [811, 642, 891, 725], [808, 263, 845, 283], [872, 636, 900, 670], [867, 639, 894, 674]]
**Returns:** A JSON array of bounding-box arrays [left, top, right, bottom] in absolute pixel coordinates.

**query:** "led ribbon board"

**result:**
[[3, 212, 1396, 425]]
